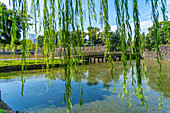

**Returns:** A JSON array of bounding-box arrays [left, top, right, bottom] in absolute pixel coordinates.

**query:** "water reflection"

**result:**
[[0, 60, 169, 112], [145, 60, 170, 98]]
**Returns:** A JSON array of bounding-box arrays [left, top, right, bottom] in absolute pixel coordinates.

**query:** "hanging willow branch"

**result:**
[[5, 0, 168, 112], [133, 0, 148, 109], [161, 0, 169, 42], [150, 0, 163, 109], [99, 0, 114, 77], [31, 0, 40, 63], [49, 0, 56, 68], [115, 0, 132, 106]]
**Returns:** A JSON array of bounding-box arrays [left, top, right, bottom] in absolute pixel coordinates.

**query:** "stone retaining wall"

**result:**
[[37, 46, 106, 56], [0, 62, 89, 73], [0, 64, 59, 73], [143, 46, 170, 60]]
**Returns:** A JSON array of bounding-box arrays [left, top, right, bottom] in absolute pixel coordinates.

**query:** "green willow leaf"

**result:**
[[6, 0, 168, 112]]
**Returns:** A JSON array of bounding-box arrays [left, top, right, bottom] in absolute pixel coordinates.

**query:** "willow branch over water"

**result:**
[[5, 0, 168, 112]]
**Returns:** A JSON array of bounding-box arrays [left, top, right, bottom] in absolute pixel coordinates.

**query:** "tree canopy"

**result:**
[[144, 21, 170, 50], [0, 3, 22, 46]]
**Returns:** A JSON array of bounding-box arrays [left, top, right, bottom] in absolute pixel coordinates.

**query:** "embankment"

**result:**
[[143, 46, 170, 60]]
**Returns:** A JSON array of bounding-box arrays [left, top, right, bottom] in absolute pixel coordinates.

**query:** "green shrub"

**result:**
[[0, 109, 6, 113]]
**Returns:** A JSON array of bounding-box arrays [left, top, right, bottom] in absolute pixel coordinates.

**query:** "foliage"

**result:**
[[36, 35, 44, 48], [145, 21, 170, 50], [71, 30, 87, 47], [26, 39, 35, 51], [86, 26, 120, 49], [87, 27, 101, 46], [0, 3, 21, 46], [1, 0, 168, 112], [0, 109, 6, 113], [109, 30, 120, 51]]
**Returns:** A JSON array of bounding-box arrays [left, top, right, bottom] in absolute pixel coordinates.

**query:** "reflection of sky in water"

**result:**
[[84, 70, 89, 78], [0, 60, 169, 112], [81, 70, 89, 83], [0, 77, 115, 112]]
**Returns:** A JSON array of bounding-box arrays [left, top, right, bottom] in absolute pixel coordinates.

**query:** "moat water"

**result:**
[[0, 60, 169, 112]]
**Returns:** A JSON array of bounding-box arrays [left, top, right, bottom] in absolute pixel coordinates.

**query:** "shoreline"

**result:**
[[0, 62, 89, 73]]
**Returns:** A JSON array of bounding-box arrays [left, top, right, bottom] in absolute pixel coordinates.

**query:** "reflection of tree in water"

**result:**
[[103, 83, 111, 90], [16, 60, 169, 111], [145, 60, 170, 98], [87, 81, 99, 86], [48, 68, 87, 82], [47, 62, 124, 89], [85, 62, 123, 88]]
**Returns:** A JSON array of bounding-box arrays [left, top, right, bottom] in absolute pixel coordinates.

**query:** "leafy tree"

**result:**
[[87, 27, 103, 46], [26, 39, 35, 51], [0, 3, 22, 51], [36, 35, 44, 48], [0, 3, 32, 52], [87, 27, 100, 32], [19, 39, 36, 51], [109, 30, 120, 51], [86, 26, 120, 49], [159, 21, 170, 44], [145, 21, 170, 49], [36, 33, 58, 48]]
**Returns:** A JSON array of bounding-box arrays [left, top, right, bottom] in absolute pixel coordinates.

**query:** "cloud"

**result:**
[[167, 1, 170, 5], [140, 12, 152, 21], [84, 30, 89, 33], [140, 20, 153, 32], [111, 25, 117, 32], [110, 19, 152, 33], [109, 19, 153, 40], [1, 0, 9, 8], [130, 19, 152, 35]]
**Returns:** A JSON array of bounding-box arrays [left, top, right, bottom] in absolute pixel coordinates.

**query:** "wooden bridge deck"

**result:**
[[79, 51, 136, 63]]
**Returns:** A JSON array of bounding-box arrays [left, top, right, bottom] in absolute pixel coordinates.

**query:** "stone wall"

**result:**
[[37, 46, 106, 56], [143, 46, 170, 60]]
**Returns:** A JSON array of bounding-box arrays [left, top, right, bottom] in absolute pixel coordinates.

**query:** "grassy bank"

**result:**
[[0, 109, 6, 113], [0, 55, 42, 59], [0, 59, 61, 67]]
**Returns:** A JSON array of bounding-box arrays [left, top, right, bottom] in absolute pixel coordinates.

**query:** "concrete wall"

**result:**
[[143, 46, 170, 60]]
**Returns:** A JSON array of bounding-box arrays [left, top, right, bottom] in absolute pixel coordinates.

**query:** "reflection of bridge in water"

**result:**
[[0, 91, 15, 113]]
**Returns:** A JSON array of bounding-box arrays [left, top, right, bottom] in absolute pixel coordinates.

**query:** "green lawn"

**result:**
[[0, 59, 61, 67]]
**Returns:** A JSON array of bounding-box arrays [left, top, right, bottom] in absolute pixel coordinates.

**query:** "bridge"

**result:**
[[80, 51, 136, 63], [0, 51, 138, 73]]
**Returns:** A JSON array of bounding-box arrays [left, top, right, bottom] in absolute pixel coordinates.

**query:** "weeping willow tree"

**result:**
[[3, 0, 169, 112]]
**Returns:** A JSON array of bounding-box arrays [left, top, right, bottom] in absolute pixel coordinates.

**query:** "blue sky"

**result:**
[[89, 0, 170, 34], [1, 0, 170, 35]]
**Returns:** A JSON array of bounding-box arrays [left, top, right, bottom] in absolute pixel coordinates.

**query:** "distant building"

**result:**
[[29, 33, 36, 44], [29, 33, 35, 40]]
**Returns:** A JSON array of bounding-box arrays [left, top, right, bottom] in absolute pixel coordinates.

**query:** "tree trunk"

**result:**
[[2, 47, 5, 53]]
